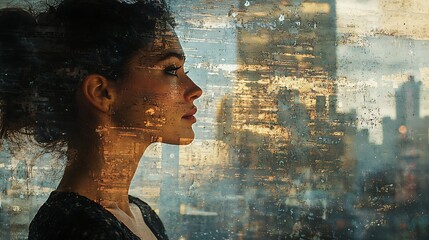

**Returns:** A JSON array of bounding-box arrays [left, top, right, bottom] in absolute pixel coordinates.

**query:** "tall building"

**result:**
[[383, 75, 424, 148], [219, 0, 340, 178], [215, 2, 358, 238], [356, 76, 429, 238], [382, 75, 429, 203], [395, 75, 421, 124]]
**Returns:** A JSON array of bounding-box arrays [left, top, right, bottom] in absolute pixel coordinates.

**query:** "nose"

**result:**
[[184, 77, 203, 102]]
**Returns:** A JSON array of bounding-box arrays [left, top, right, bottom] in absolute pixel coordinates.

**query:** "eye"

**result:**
[[164, 65, 182, 77]]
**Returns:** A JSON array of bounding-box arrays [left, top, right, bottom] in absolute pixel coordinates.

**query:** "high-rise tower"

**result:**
[[395, 75, 421, 124], [223, 0, 338, 167]]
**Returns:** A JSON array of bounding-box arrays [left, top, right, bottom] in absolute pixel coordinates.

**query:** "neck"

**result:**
[[57, 128, 151, 215]]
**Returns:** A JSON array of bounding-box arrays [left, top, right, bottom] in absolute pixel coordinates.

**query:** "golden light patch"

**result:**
[[301, 2, 330, 14], [145, 108, 156, 115]]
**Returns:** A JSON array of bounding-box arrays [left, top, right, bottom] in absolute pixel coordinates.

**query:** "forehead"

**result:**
[[136, 26, 184, 64]]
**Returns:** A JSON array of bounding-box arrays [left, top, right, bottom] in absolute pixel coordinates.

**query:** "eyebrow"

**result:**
[[156, 52, 186, 62]]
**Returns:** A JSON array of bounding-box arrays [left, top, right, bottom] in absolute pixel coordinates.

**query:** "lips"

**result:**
[[182, 107, 197, 123]]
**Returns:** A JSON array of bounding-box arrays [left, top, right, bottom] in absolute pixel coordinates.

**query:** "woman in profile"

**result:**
[[0, 0, 202, 239]]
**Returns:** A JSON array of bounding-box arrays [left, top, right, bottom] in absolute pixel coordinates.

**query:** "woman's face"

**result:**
[[111, 27, 202, 145]]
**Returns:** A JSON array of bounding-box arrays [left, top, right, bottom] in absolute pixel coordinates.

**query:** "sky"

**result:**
[[336, 0, 429, 143]]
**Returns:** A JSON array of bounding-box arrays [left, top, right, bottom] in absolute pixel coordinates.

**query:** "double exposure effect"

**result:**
[[1, 0, 429, 239]]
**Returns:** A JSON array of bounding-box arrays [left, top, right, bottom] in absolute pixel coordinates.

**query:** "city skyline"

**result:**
[[336, 0, 429, 143]]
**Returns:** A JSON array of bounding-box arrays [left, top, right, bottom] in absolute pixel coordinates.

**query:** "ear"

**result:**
[[81, 74, 116, 113]]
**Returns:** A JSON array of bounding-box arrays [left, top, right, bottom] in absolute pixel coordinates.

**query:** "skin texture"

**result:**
[[56, 26, 202, 239]]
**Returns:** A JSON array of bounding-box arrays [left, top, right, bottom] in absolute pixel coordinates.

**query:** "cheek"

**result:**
[[113, 77, 187, 125], [114, 92, 182, 128], [137, 101, 168, 127], [141, 105, 167, 128]]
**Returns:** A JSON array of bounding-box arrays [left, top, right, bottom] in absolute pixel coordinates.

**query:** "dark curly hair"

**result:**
[[0, 0, 175, 153]]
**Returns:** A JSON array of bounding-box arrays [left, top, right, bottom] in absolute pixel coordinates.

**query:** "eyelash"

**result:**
[[164, 65, 190, 77]]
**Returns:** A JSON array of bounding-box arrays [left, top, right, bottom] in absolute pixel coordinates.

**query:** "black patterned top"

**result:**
[[28, 191, 169, 240]]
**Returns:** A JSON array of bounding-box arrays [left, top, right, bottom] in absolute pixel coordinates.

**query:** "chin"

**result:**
[[178, 137, 195, 145], [161, 132, 195, 145]]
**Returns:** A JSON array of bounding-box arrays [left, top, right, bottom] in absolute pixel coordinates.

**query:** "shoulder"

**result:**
[[29, 191, 136, 240], [129, 195, 169, 240]]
